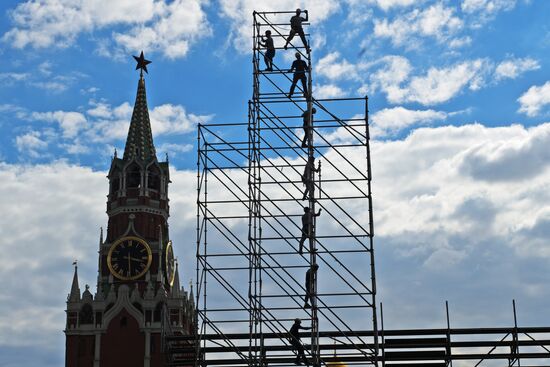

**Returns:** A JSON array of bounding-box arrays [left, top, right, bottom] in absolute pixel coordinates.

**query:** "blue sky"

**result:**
[[1, 0, 550, 366]]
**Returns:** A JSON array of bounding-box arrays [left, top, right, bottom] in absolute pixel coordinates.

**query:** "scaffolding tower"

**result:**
[[192, 10, 379, 367]]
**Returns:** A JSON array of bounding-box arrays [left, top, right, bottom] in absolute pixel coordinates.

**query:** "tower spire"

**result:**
[[123, 52, 156, 161], [68, 261, 81, 302], [172, 260, 181, 296]]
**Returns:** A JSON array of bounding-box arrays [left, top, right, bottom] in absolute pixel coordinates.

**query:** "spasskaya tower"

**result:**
[[64, 52, 194, 367]]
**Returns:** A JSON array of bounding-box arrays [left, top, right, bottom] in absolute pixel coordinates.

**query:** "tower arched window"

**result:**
[[126, 163, 141, 194], [110, 170, 121, 196], [147, 166, 161, 191], [79, 304, 93, 325]]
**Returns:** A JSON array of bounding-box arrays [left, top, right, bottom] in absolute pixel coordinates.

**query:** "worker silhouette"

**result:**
[[298, 207, 321, 255], [289, 53, 308, 98], [259, 30, 275, 71], [304, 264, 318, 309], [289, 318, 311, 365], [284, 9, 309, 51], [301, 107, 316, 148], [301, 156, 319, 200]]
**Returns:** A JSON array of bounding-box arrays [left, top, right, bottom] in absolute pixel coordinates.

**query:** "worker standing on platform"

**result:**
[[289, 52, 309, 98], [284, 9, 309, 51], [301, 156, 319, 200], [289, 318, 311, 365], [299, 207, 321, 255], [301, 107, 316, 148], [259, 30, 275, 71], [304, 264, 318, 309]]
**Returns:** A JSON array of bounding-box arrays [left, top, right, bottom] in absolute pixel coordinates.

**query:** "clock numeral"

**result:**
[[128, 240, 133, 247]]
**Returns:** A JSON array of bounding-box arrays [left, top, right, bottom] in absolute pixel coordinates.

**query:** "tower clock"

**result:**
[[107, 236, 152, 280]]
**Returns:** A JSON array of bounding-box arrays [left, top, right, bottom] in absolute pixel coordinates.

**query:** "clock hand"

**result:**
[[127, 255, 142, 263]]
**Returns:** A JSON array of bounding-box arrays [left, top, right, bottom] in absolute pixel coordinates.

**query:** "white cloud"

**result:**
[[38, 61, 53, 76], [0, 72, 29, 85], [366, 0, 419, 11], [321, 53, 533, 107], [86, 101, 211, 141], [316, 52, 360, 81], [459, 123, 550, 182], [22, 98, 212, 155], [370, 57, 491, 105], [494, 57, 540, 81], [0, 162, 105, 345], [2, 0, 210, 59], [371, 123, 550, 252], [367, 55, 412, 103], [313, 83, 346, 98], [1, 65, 85, 92], [371, 107, 447, 136], [373, 4, 463, 47], [150, 104, 209, 135], [448, 36, 472, 48], [30, 79, 71, 92], [15, 131, 48, 157], [31, 111, 88, 138], [518, 81, 550, 117], [462, 0, 516, 14], [158, 143, 194, 158], [344, 0, 374, 24], [113, 0, 210, 59], [461, 0, 518, 27], [218, 0, 339, 52], [405, 59, 491, 103]]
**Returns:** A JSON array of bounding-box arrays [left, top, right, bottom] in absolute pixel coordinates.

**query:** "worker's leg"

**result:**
[[285, 30, 296, 49]]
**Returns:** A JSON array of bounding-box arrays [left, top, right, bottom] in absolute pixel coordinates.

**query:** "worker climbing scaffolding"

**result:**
[[301, 156, 319, 200], [259, 30, 275, 71], [301, 107, 316, 147]]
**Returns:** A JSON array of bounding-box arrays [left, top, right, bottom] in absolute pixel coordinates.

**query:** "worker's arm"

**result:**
[[315, 209, 322, 216], [304, 10, 308, 22]]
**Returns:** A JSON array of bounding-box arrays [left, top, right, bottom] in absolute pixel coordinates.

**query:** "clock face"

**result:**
[[165, 240, 176, 287], [107, 236, 152, 280]]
